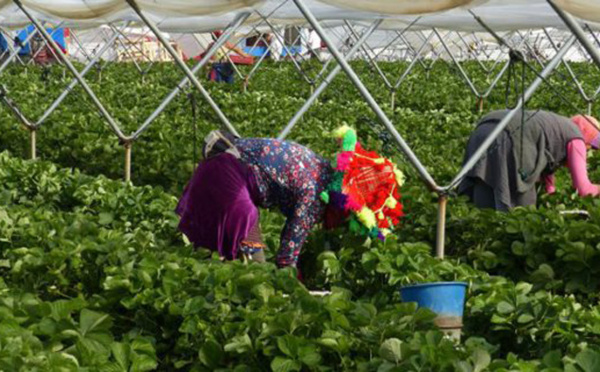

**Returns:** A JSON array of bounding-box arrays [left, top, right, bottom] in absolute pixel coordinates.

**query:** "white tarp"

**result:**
[[21, 0, 262, 19], [554, 0, 600, 23], [0, 0, 595, 33], [319, 0, 483, 15]]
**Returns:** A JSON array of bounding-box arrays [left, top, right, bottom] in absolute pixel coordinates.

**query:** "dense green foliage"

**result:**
[[1, 59, 600, 370]]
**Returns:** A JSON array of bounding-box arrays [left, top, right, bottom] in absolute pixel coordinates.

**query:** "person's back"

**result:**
[[459, 109, 588, 210], [235, 138, 333, 267], [235, 138, 332, 214]]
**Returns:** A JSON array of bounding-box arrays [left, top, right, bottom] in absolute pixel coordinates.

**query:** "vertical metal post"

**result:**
[[125, 0, 240, 137], [29, 129, 36, 160], [436, 195, 448, 259], [124, 143, 132, 182], [292, 0, 439, 191]]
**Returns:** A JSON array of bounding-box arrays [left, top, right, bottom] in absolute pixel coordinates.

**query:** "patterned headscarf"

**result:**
[[572, 115, 600, 149]]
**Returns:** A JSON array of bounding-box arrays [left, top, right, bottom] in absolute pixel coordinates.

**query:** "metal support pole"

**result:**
[[112, 25, 156, 66], [436, 195, 448, 259], [278, 20, 382, 140], [344, 21, 392, 89], [457, 32, 490, 73], [69, 31, 94, 63], [0, 25, 42, 73], [124, 142, 132, 182], [543, 28, 592, 102], [13, 0, 126, 140], [129, 12, 250, 140], [444, 36, 577, 191], [0, 85, 34, 129], [258, 15, 314, 86], [393, 32, 435, 90], [481, 60, 511, 99], [30, 129, 36, 160], [548, 1, 600, 69], [36, 27, 122, 126], [241, 35, 276, 86], [292, 0, 438, 190], [0, 28, 25, 66], [372, 18, 422, 61], [405, 32, 432, 71], [434, 28, 481, 98], [125, 0, 240, 137], [114, 32, 143, 73]]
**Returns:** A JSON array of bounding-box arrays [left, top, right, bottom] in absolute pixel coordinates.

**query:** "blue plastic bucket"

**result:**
[[400, 282, 468, 339]]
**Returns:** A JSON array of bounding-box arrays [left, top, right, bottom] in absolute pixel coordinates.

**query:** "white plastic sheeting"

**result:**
[[319, 0, 482, 15], [0, 0, 595, 33], [554, 0, 600, 23], [19, 0, 262, 19], [378, 2, 575, 32]]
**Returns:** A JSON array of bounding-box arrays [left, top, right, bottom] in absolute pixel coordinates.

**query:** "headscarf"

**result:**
[[572, 115, 600, 149]]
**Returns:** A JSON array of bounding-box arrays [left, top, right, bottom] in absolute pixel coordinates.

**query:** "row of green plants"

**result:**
[[0, 60, 598, 193], [0, 59, 599, 370], [1, 152, 600, 370]]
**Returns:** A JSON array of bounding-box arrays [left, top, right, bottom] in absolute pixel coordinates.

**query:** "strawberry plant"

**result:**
[[1, 59, 600, 370]]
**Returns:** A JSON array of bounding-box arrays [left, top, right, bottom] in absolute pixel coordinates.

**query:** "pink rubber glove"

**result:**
[[543, 173, 556, 195], [567, 139, 600, 197]]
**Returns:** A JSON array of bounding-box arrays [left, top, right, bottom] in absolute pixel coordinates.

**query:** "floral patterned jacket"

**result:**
[[236, 138, 333, 267]]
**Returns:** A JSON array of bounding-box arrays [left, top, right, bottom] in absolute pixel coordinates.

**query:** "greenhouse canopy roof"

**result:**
[[0, 0, 598, 32]]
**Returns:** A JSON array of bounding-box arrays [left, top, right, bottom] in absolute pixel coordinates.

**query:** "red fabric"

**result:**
[[341, 144, 404, 229]]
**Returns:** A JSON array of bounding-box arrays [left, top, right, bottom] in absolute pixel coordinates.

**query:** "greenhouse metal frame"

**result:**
[[0, 0, 599, 259]]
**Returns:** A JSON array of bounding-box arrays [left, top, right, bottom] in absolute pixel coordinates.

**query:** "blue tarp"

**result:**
[[0, 25, 66, 55], [243, 45, 303, 58]]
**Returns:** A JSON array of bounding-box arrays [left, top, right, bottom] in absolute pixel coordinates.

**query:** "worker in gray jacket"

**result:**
[[459, 110, 600, 211]]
